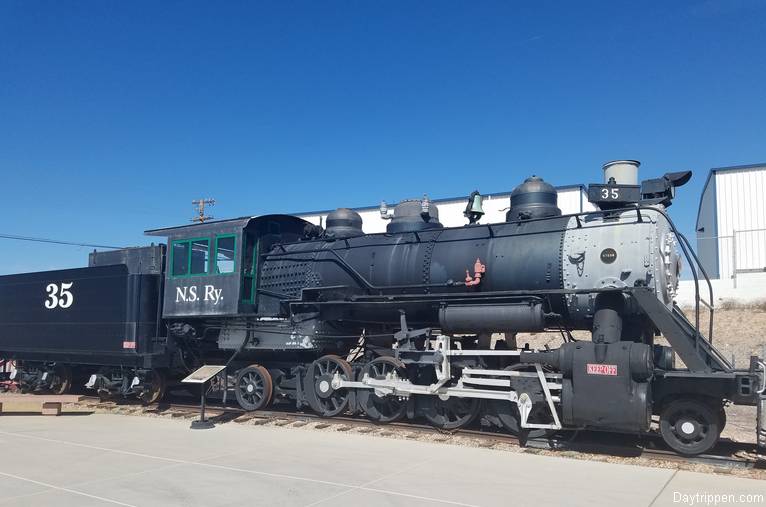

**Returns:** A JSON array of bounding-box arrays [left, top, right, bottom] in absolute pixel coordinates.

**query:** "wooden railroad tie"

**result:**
[[0, 394, 84, 415]]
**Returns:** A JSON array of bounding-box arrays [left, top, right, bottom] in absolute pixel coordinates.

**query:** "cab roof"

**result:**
[[144, 214, 309, 237]]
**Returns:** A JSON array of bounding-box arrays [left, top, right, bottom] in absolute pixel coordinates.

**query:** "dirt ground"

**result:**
[[512, 307, 766, 443], [514, 307, 766, 367], [684, 307, 766, 368]]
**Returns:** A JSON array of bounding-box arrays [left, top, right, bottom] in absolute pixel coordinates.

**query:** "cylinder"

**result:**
[[630, 343, 654, 381], [602, 160, 640, 185], [439, 303, 545, 333]]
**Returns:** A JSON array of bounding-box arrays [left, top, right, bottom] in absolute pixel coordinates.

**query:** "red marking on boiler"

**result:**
[[123, 341, 136, 350], [586, 363, 617, 376]]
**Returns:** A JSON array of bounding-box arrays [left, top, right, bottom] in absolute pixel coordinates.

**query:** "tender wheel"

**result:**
[[659, 399, 720, 456], [48, 365, 73, 395], [140, 369, 167, 405], [422, 396, 481, 430], [235, 364, 273, 411], [305, 355, 354, 417], [357, 357, 408, 423]]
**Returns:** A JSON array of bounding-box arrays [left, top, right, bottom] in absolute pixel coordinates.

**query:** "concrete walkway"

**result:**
[[0, 414, 764, 506]]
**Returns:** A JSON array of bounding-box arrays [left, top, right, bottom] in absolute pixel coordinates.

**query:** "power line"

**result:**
[[0, 233, 125, 250]]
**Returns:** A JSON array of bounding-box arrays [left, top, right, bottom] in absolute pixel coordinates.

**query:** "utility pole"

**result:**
[[191, 198, 215, 223]]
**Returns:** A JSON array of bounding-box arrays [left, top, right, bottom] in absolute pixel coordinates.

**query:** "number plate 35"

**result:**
[[45, 282, 74, 309]]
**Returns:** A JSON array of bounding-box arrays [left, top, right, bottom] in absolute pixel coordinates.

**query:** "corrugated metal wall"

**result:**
[[715, 167, 766, 279], [299, 187, 594, 233], [695, 176, 719, 278]]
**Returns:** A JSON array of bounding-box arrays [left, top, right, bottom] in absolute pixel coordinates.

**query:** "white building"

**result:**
[[675, 163, 766, 306], [695, 163, 766, 281], [297, 185, 596, 233]]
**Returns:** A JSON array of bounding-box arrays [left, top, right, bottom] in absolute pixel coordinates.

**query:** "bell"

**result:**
[[469, 193, 483, 214], [464, 191, 484, 224]]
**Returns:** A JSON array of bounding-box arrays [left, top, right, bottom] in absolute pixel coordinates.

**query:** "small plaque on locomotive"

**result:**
[[600, 248, 617, 264]]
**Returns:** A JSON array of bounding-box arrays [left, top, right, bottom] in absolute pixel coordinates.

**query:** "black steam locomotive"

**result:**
[[2, 161, 764, 456]]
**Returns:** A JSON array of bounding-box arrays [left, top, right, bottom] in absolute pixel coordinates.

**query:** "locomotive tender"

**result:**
[[2, 160, 764, 456], [0, 247, 168, 402]]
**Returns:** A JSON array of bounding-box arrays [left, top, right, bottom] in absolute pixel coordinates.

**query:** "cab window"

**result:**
[[190, 239, 210, 275], [171, 238, 209, 276], [172, 241, 190, 276], [214, 235, 236, 274]]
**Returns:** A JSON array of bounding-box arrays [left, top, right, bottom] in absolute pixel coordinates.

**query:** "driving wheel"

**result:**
[[422, 396, 481, 430], [357, 356, 408, 423], [305, 355, 354, 417]]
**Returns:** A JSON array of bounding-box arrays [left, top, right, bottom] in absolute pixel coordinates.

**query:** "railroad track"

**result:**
[[72, 394, 762, 471]]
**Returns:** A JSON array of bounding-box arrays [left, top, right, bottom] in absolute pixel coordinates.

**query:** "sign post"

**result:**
[[181, 365, 227, 430]]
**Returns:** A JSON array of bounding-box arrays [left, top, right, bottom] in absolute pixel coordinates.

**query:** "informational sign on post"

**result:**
[[182, 364, 227, 430], [182, 365, 226, 384]]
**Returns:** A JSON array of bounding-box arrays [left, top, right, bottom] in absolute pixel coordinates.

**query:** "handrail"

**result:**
[[699, 297, 714, 345], [675, 228, 715, 344]]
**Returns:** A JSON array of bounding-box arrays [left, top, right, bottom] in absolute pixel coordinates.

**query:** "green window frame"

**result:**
[[213, 234, 237, 275], [170, 237, 210, 277], [241, 235, 259, 304]]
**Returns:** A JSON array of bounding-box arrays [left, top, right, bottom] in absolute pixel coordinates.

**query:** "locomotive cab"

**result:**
[[145, 214, 312, 319]]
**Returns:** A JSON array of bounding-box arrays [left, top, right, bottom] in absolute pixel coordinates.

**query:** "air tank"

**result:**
[[506, 176, 561, 222]]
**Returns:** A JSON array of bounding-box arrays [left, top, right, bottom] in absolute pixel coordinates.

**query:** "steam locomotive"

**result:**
[[2, 160, 764, 456]]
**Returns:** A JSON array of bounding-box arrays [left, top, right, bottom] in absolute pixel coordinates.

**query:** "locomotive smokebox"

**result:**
[[602, 160, 640, 185], [325, 208, 363, 238], [506, 176, 561, 222]]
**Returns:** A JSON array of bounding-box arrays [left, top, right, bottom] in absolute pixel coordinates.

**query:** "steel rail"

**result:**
[[75, 395, 759, 470]]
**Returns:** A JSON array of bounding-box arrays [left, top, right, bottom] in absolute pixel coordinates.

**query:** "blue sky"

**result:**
[[1, 1, 764, 274]]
